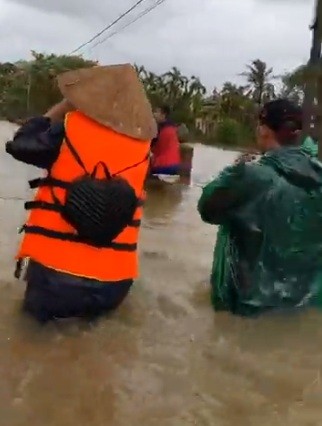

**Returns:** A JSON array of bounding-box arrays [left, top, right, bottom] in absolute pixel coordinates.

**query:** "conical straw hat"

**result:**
[[57, 63, 157, 141]]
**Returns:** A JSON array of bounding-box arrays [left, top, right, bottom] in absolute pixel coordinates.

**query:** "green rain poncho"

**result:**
[[198, 147, 322, 316], [302, 136, 318, 157]]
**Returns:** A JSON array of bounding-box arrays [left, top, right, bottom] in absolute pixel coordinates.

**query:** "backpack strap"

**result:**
[[90, 153, 150, 180], [91, 161, 111, 179], [21, 225, 137, 251], [29, 177, 69, 189], [113, 153, 150, 176], [65, 133, 149, 178], [64, 136, 88, 175], [46, 135, 89, 208]]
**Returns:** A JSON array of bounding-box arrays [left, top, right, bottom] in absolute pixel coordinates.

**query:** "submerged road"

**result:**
[[1, 121, 322, 425]]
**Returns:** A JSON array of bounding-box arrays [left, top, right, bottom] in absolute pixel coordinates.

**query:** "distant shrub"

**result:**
[[215, 118, 240, 146], [197, 119, 255, 148]]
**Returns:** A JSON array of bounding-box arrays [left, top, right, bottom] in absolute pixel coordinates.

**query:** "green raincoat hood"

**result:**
[[262, 147, 322, 190]]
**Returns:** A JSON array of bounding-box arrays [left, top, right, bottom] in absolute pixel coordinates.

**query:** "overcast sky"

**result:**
[[0, 0, 315, 89]]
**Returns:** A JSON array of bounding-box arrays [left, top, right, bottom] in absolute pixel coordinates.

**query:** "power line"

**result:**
[[92, 0, 166, 49], [70, 0, 147, 54], [93, 0, 166, 49]]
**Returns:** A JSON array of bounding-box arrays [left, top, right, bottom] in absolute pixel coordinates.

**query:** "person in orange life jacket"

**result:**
[[5, 64, 156, 323], [150, 105, 181, 175]]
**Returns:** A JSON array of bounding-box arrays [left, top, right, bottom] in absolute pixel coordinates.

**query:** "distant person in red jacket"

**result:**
[[151, 105, 181, 175]]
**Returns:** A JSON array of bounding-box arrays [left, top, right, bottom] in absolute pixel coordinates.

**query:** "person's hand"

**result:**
[[44, 99, 74, 123]]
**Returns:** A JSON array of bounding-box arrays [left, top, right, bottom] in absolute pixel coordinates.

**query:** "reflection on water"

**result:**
[[1, 134, 322, 425], [144, 182, 184, 223]]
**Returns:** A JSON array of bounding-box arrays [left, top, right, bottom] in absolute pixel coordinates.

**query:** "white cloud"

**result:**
[[0, 0, 315, 89]]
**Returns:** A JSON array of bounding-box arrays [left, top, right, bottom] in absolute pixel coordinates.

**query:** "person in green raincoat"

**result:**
[[198, 99, 322, 316]]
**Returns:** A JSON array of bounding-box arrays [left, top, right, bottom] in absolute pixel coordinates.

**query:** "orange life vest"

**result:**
[[17, 111, 150, 282]]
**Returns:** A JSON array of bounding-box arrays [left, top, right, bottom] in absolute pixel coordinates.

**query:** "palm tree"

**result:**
[[186, 75, 206, 115], [280, 65, 307, 103], [218, 82, 257, 128], [162, 67, 186, 104], [241, 59, 275, 105], [129, 65, 208, 126], [219, 82, 245, 118], [134, 64, 148, 80]]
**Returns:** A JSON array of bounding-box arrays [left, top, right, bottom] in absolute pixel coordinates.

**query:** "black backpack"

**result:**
[[50, 137, 147, 248]]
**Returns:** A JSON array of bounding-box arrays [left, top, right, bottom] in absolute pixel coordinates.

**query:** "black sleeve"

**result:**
[[5, 117, 65, 169]]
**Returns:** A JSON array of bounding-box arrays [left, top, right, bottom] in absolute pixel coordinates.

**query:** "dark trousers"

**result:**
[[150, 165, 180, 175], [23, 260, 133, 323]]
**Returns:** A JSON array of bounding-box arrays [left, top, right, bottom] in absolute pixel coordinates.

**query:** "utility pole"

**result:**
[[302, 0, 321, 139], [316, 0, 322, 159], [26, 71, 31, 115]]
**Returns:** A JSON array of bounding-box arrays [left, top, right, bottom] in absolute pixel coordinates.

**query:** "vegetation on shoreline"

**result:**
[[0, 52, 307, 147]]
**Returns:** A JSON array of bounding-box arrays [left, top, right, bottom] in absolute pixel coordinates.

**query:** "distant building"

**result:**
[[195, 97, 217, 135]]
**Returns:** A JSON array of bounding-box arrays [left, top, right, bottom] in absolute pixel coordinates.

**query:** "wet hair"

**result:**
[[259, 99, 303, 146], [158, 104, 171, 118]]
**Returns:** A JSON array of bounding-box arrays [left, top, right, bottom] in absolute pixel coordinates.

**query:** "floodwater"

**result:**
[[1, 121, 322, 425]]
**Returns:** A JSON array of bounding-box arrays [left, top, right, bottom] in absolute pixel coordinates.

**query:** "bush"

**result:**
[[213, 118, 256, 148], [0, 52, 97, 120], [215, 118, 241, 146], [239, 124, 256, 147]]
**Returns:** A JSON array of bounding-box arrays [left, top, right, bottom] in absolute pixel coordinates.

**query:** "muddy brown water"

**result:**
[[1, 122, 322, 425]]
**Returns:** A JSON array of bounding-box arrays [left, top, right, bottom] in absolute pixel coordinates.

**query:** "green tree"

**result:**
[[218, 82, 257, 130], [137, 65, 206, 127], [0, 55, 281, 148], [219, 83, 246, 118], [280, 65, 307, 103], [0, 51, 96, 119], [241, 59, 275, 105]]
